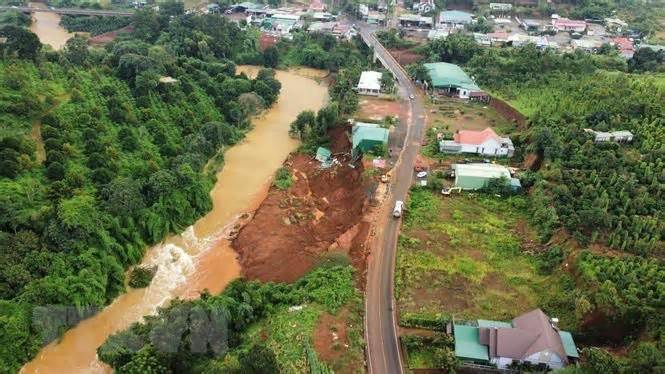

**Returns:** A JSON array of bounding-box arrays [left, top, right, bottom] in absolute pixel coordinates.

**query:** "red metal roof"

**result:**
[[453, 127, 500, 145], [613, 37, 634, 52]]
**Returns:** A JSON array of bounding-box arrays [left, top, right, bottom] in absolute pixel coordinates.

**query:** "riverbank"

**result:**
[[28, 2, 75, 50], [21, 67, 329, 374], [232, 126, 373, 284]]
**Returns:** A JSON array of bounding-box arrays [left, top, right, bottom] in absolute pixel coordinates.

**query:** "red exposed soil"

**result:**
[[388, 48, 424, 65], [259, 32, 280, 51], [88, 25, 134, 46], [489, 96, 527, 127], [232, 126, 370, 283], [313, 310, 350, 365]]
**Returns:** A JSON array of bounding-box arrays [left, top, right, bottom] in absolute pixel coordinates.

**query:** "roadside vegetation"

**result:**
[[98, 264, 364, 373]]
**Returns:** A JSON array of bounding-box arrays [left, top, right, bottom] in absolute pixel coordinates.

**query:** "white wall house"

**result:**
[[584, 129, 633, 143], [357, 71, 382, 96], [440, 128, 514, 157]]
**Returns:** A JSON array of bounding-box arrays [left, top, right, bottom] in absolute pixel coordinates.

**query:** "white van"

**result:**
[[393, 200, 404, 218]]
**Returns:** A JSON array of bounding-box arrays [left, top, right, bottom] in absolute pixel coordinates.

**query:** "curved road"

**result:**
[[360, 28, 427, 374]]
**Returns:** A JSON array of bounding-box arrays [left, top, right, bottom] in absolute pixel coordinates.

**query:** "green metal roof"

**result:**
[[423, 62, 480, 91], [315, 147, 331, 162], [454, 325, 490, 361], [559, 331, 579, 358], [352, 125, 388, 150], [477, 319, 512, 328]]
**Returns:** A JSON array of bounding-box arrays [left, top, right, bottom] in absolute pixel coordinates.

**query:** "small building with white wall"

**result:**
[[440, 127, 514, 157], [357, 71, 383, 96]]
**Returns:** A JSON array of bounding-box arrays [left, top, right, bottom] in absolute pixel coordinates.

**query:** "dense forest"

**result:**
[[0, 9, 284, 372]]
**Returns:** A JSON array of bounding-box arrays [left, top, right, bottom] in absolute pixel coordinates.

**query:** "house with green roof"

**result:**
[[423, 62, 488, 101], [352, 122, 389, 157], [453, 309, 579, 370]]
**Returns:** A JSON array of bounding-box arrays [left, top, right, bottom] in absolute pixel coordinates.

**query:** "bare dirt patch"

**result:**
[[356, 97, 406, 122], [388, 48, 424, 65], [425, 97, 515, 135], [313, 310, 350, 364], [232, 127, 370, 282]]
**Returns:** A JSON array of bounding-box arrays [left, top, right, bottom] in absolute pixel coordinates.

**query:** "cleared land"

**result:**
[[425, 97, 515, 133], [396, 189, 572, 325]]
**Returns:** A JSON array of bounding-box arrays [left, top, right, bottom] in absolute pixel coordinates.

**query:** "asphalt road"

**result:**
[[360, 27, 427, 374]]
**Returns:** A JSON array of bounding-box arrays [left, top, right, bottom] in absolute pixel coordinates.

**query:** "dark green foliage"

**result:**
[[466, 45, 664, 255], [0, 10, 276, 371], [289, 102, 340, 154], [0, 10, 31, 27], [128, 266, 157, 288], [0, 25, 40, 61], [59, 15, 131, 36], [273, 167, 293, 190], [278, 32, 368, 72], [263, 46, 279, 68], [375, 28, 415, 49], [629, 48, 665, 73], [536, 246, 565, 275], [419, 33, 481, 65], [236, 344, 279, 374], [98, 266, 355, 372]]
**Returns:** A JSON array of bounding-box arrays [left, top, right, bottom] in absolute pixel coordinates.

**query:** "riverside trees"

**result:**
[[0, 11, 281, 372]]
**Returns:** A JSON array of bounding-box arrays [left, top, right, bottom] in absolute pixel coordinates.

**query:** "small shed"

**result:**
[[315, 147, 332, 162], [453, 163, 512, 190], [352, 122, 389, 156]]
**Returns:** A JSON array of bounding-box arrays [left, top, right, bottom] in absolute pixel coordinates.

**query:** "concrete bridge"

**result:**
[[0, 5, 134, 16]]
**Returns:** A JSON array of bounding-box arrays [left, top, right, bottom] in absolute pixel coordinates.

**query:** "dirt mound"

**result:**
[[232, 129, 369, 282], [88, 25, 134, 46], [388, 48, 423, 65]]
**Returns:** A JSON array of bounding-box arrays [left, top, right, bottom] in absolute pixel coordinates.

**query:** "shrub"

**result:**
[[273, 167, 293, 190], [128, 266, 157, 288]]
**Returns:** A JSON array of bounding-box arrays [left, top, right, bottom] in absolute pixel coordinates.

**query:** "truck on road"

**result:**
[[393, 200, 404, 218]]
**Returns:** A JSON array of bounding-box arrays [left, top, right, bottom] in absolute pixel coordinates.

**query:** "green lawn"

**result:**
[[396, 189, 573, 326]]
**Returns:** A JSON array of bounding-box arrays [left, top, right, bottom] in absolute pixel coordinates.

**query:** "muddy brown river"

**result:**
[[21, 67, 328, 373], [29, 2, 74, 50]]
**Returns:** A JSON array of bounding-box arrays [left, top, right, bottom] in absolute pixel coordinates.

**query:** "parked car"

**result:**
[[416, 171, 428, 178], [393, 200, 404, 218]]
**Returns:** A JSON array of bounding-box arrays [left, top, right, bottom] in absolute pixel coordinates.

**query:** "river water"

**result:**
[[28, 2, 74, 50], [21, 67, 329, 373]]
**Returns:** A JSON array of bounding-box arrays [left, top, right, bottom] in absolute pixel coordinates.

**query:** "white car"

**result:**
[[416, 171, 428, 178], [393, 200, 404, 218], [409, 94, 415, 100]]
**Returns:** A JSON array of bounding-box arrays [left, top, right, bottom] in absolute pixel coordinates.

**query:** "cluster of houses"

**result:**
[[221, 1, 354, 39]]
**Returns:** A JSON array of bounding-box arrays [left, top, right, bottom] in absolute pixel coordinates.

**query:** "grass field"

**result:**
[[396, 189, 574, 327]]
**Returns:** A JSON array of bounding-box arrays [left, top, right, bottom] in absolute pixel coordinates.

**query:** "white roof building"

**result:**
[[357, 71, 382, 96]]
